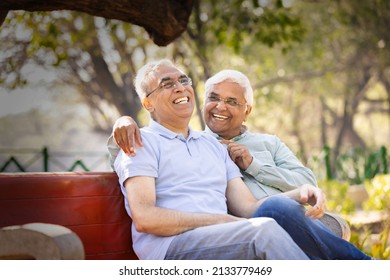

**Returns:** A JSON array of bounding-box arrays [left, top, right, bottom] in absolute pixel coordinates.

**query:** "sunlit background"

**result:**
[[0, 0, 389, 257]]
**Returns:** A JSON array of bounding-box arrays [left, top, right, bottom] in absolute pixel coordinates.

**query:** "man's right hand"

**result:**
[[112, 116, 143, 156]]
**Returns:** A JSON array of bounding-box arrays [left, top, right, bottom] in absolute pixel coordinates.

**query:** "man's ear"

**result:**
[[244, 105, 252, 122], [143, 98, 154, 112]]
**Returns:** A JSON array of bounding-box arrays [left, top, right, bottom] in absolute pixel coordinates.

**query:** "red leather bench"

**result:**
[[0, 172, 138, 260]]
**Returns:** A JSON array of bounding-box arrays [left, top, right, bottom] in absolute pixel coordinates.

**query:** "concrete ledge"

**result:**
[[0, 223, 85, 260]]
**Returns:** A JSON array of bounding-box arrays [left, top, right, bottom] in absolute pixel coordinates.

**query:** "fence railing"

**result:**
[[0, 147, 111, 172], [1, 146, 388, 183]]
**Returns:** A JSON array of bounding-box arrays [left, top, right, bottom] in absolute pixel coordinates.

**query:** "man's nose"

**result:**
[[173, 80, 186, 92], [215, 99, 227, 110]]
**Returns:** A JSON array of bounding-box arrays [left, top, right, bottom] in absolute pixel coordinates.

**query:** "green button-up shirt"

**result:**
[[206, 126, 317, 200]]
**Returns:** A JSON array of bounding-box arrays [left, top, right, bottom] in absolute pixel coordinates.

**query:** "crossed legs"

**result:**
[[253, 196, 372, 260], [165, 217, 308, 260]]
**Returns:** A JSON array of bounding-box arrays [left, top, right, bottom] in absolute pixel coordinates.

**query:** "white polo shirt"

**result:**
[[114, 120, 242, 260]]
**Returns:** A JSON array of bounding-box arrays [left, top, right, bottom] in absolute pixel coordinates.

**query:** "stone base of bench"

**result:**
[[0, 223, 84, 260], [320, 212, 351, 241]]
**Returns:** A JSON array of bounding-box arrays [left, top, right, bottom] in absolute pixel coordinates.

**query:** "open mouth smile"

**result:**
[[212, 113, 229, 120], [173, 97, 189, 104]]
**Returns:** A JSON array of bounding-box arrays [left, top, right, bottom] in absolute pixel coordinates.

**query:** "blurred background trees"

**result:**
[[1, 0, 389, 259], [0, 0, 389, 179]]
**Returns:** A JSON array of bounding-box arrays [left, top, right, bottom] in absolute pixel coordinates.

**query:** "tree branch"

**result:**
[[0, 0, 194, 46]]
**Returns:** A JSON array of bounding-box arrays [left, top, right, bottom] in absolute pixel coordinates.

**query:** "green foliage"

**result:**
[[320, 175, 390, 259], [318, 179, 355, 214], [321, 146, 389, 184], [364, 146, 386, 180], [1, 1, 388, 156], [357, 175, 390, 259], [199, 0, 305, 54], [375, 226, 390, 260], [364, 174, 390, 211], [349, 226, 390, 260], [322, 145, 333, 180], [349, 229, 370, 252]]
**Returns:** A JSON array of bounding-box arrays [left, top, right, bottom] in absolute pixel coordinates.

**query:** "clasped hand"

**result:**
[[295, 184, 326, 219]]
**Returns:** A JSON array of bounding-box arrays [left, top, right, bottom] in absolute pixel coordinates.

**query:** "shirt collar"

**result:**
[[148, 119, 202, 140], [205, 125, 248, 142]]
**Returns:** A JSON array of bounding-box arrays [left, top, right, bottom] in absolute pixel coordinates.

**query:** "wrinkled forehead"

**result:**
[[207, 80, 246, 97], [151, 65, 186, 82]]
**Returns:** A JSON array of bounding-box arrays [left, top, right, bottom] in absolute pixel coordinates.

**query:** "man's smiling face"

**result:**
[[144, 64, 195, 130], [203, 81, 252, 140]]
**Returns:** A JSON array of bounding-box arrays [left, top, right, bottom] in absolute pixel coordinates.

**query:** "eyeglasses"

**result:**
[[207, 94, 246, 107], [146, 76, 192, 97]]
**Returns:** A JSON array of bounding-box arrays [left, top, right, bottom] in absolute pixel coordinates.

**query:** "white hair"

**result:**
[[134, 59, 178, 100], [204, 69, 254, 106]]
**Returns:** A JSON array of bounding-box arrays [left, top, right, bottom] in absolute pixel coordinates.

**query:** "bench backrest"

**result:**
[[0, 172, 138, 260]]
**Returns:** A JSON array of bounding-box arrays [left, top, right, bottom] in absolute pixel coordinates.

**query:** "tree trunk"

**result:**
[[87, 42, 142, 122], [332, 67, 372, 175], [319, 96, 328, 148], [379, 69, 390, 133], [291, 101, 307, 163]]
